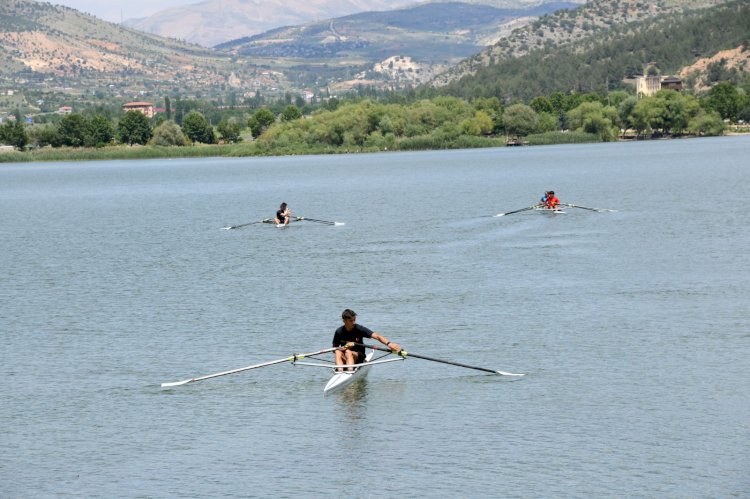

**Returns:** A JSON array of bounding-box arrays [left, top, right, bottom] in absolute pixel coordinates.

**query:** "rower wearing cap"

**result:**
[[332, 309, 401, 372]]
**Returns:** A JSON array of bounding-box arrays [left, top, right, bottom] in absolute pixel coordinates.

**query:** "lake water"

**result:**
[[2, 137, 749, 498]]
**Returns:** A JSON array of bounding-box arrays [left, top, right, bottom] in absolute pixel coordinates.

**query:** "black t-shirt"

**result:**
[[332, 323, 374, 355]]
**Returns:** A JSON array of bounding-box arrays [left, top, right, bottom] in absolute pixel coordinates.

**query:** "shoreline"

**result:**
[[1, 131, 746, 164]]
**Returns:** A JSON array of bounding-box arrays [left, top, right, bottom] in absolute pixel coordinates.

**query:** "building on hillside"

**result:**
[[122, 102, 155, 118], [636, 75, 662, 97], [660, 76, 683, 92], [635, 75, 683, 97], [58, 106, 73, 114]]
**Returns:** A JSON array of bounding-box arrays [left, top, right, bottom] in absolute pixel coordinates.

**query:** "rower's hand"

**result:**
[[344, 342, 355, 349], [387, 342, 401, 352]]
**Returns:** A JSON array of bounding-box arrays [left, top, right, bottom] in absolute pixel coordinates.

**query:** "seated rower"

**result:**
[[275, 202, 291, 225], [544, 190, 560, 209]]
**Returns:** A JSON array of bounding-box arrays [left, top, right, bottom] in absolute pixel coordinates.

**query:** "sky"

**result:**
[[48, 0, 198, 23]]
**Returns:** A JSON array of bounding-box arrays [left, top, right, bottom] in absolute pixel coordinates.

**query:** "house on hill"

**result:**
[[635, 75, 683, 97], [122, 102, 155, 118], [660, 76, 683, 92]]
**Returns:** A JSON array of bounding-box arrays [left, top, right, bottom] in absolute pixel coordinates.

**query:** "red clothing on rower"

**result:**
[[545, 194, 560, 209]]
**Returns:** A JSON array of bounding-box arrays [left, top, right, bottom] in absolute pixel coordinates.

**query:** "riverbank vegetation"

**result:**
[[1, 78, 748, 163]]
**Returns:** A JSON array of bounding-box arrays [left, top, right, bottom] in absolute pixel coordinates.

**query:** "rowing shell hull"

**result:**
[[534, 207, 565, 214], [323, 351, 374, 393]]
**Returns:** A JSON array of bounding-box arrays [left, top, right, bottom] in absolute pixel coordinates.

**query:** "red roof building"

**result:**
[[122, 102, 155, 118]]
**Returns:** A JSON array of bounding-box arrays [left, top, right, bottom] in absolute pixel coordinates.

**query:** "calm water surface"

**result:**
[[2, 137, 749, 497]]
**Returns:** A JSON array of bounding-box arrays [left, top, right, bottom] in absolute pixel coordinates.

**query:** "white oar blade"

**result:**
[[496, 370, 525, 376], [494, 213, 505, 217], [161, 378, 194, 387], [334, 222, 346, 226]]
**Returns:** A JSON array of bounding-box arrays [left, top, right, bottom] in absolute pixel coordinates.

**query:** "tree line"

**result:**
[[1, 78, 748, 153]]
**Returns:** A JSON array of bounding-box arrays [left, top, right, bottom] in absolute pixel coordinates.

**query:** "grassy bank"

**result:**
[[6, 130, 736, 163], [0, 135, 512, 163]]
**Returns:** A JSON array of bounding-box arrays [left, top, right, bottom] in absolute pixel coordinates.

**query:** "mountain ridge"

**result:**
[[433, 0, 733, 87]]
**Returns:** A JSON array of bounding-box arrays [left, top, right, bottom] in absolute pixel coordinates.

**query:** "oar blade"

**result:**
[[495, 370, 525, 377], [161, 378, 194, 388], [495, 206, 535, 217], [296, 216, 345, 226]]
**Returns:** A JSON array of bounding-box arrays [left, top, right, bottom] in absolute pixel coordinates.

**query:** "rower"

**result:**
[[544, 190, 560, 209], [540, 191, 550, 206], [275, 202, 291, 225], [332, 309, 401, 372]]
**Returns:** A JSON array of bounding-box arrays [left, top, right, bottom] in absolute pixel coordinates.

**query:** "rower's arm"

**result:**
[[372, 332, 401, 352]]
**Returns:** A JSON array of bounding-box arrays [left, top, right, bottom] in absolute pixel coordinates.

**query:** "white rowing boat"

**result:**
[[160, 344, 523, 390], [534, 206, 565, 214], [323, 351, 375, 393]]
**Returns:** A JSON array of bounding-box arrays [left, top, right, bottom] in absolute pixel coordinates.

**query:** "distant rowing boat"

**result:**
[[533, 206, 565, 214], [223, 216, 345, 230]]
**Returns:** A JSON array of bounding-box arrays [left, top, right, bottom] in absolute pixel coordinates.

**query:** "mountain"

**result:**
[[124, 0, 587, 47], [432, 0, 749, 101], [433, 0, 734, 87], [0, 0, 281, 96], [215, 1, 581, 90], [124, 0, 417, 47]]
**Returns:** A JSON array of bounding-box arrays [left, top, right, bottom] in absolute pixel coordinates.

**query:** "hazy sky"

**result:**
[[48, 0, 198, 23]]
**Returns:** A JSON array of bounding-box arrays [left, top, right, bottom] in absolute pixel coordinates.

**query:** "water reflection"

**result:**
[[333, 378, 369, 420]]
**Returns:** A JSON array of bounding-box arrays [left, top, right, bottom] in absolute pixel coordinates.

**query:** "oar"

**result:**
[[362, 344, 524, 376], [494, 206, 538, 217], [295, 216, 345, 226], [161, 346, 340, 387], [222, 219, 271, 230], [563, 203, 617, 213]]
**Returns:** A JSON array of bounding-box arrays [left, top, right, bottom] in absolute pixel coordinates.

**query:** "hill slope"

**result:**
[[124, 0, 417, 47], [216, 1, 580, 89], [0, 0, 277, 94], [434, 0, 750, 101], [433, 0, 733, 87]]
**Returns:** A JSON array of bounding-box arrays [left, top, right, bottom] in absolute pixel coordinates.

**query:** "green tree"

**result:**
[[631, 97, 665, 136], [58, 113, 88, 147], [151, 120, 188, 146], [471, 97, 503, 133], [688, 110, 726, 136], [502, 104, 538, 137], [530, 96, 554, 114], [656, 91, 699, 135], [0, 120, 29, 151], [117, 110, 153, 145], [216, 117, 242, 143], [705, 82, 745, 121], [30, 125, 62, 148], [248, 108, 276, 138], [182, 111, 216, 144], [617, 96, 638, 132], [567, 101, 619, 141], [280, 105, 302, 122], [535, 112, 559, 133], [85, 114, 114, 147]]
